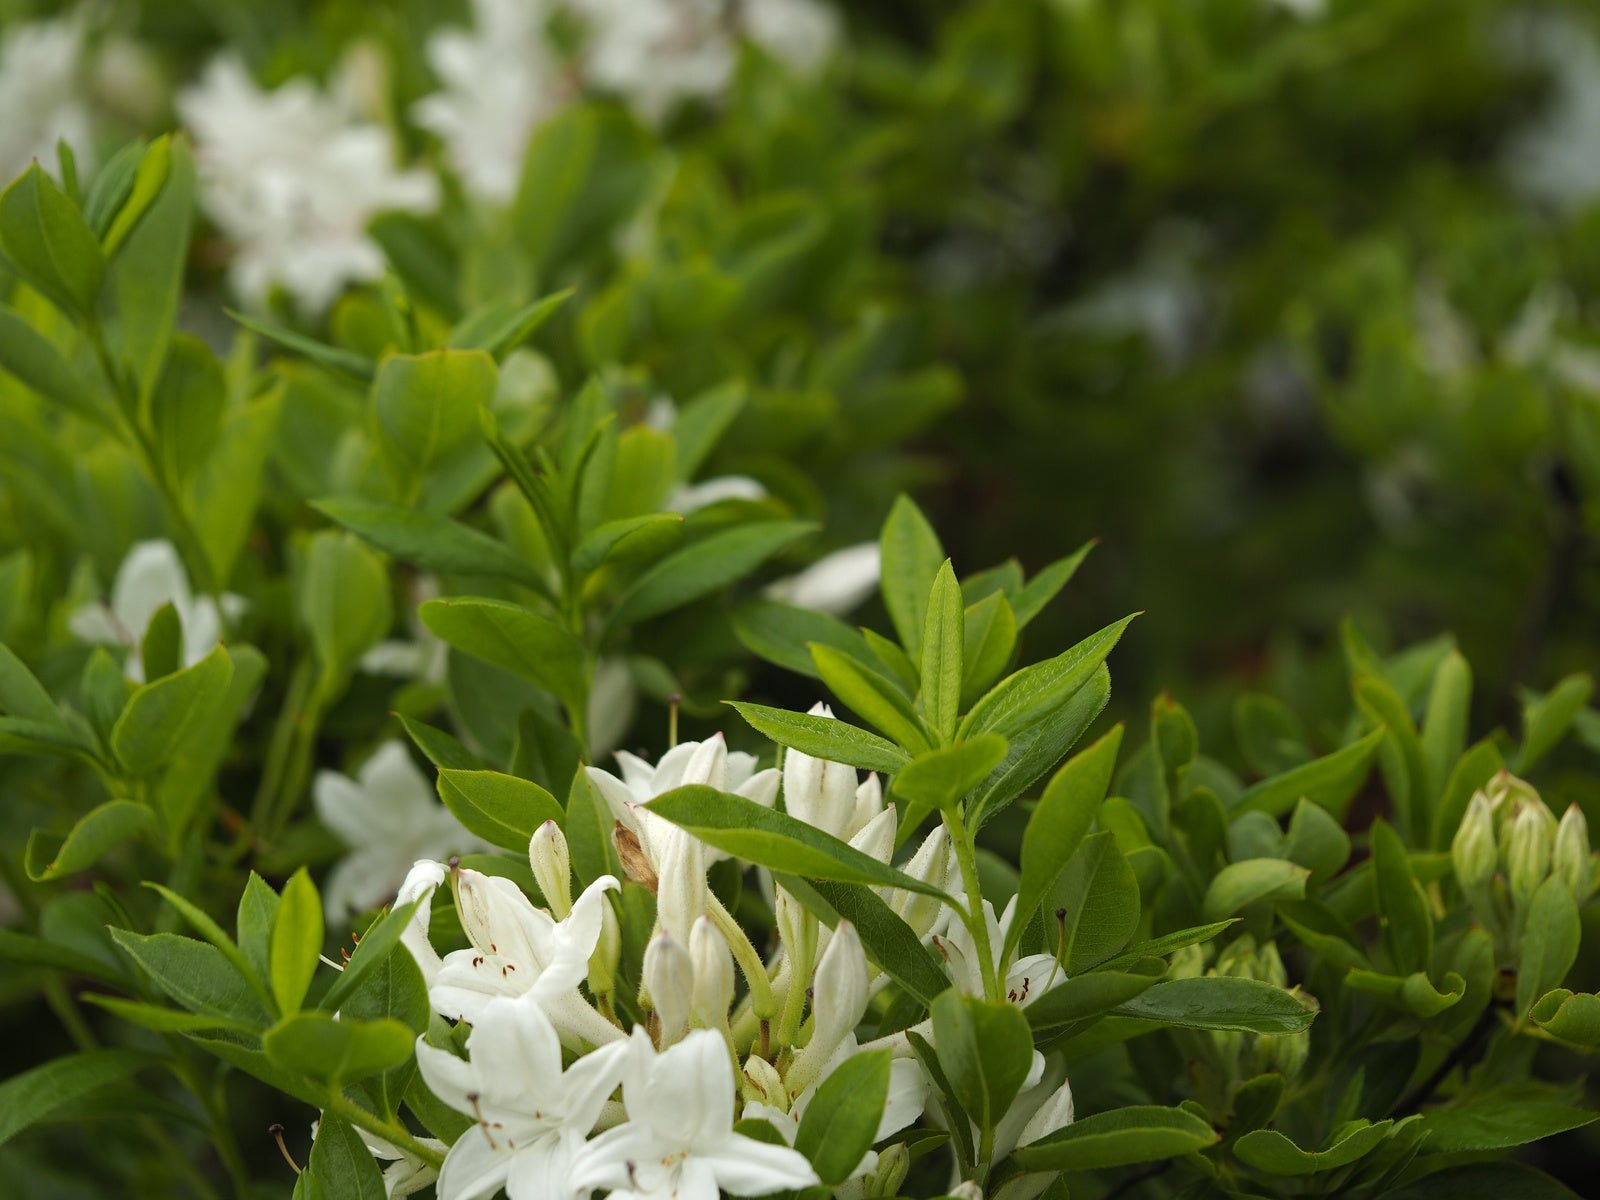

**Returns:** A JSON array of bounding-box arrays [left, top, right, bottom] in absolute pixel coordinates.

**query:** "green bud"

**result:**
[[1257, 1027, 1311, 1081], [1168, 943, 1206, 980], [1257, 941, 1289, 991], [1554, 805, 1593, 901], [866, 1142, 910, 1197], [1507, 801, 1557, 904], [1452, 791, 1498, 891]]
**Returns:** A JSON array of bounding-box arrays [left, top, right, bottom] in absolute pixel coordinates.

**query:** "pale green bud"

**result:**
[[787, 920, 869, 1090], [529, 820, 572, 918], [741, 1052, 785, 1108], [587, 895, 621, 997], [949, 1184, 983, 1200], [689, 915, 734, 1029], [1555, 805, 1593, 901], [1257, 1025, 1310, 1081], [865, 1142, 909, 1197], [1168, 943, 1206, 980], [643, 931, 694, 1045], [1452, 792, 1498, 891], [1257, 941, 1288, 991], [1507, 802, 1557, 903]]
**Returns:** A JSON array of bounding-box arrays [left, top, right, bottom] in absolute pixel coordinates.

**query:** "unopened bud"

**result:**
[[845, 773, 884, 842], [1257, 941, 1288, 991], [893, 825, 953, 937], [783, 704, 858, 838], [741, 1053, 785, 1108], [529, 821, 572, 918], [681, 733, 730, 790], [1555, 805, 1593, 901], [1507, 802, 1557, 903], [949, 1183, 983, 1200], [865, 1142, 909, 1197], [775, 887, 816, 968], [1168, 943, 1205, 980], [1452, 791, 1498, 891], [789, 920, 869, 1089], [654, 827, 708, 943], [588, 895, 621, 997], [690, 916, 734, 1029], [847, 804, 897, 866], [1259, 1028, 1311, 1080], [1017, 1077, 1075, 1146], [643, 931, 694, 1046]]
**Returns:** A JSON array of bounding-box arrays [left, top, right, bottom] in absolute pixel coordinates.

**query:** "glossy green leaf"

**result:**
[[795, 1048, 891, 1185], [1518, 878, 1581, 1016], [421, 597, 587, 718], [1237, 726, 1386, 818], [110, 644, 233, 776], [1423, 1097, 1597, 1153], [0, 1050, 149, 1148], [1112, 976, 1318, 1033], [0, 304, 107, 425], [892, 735, 1009, 833], [960, 614, 1136, 742], [23, 799, 155, 882], [571, 513, 684, 573], [919, 561, 964, 742], [299, 1114, 390, 1200], [879, 494, 945, 655], [0, 163, 103, 315], [315, 498, 549, 592], [437, 768, 564, 853], [606, 520, 815, 631], [931, 991, 1033, 1140], [108, 930, 269, 1024], [1202, 858, 1309, 920], [812, 642, 930, 752], [299, 531, 391, 674], [970, 661, 1112, 827], [779, 876, 950, 1005], [1371, 818, 1431, 975], [270, 868, 323, 1015], [1011, 1105, 1218, 1172], [1517, 673, 1593, 774], [263, 1011, 413, 1084], [1421, 650, 1472, 803], [1054, 831, 1140, 972], [1234, 1119, 1395, 1176], [727, 702, 909, 773]]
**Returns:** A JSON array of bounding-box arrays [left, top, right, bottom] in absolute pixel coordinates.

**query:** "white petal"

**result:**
[[434, 1125, 511, 1200], [699, 1134, 820, 1195], [110, 540, 190, 639]]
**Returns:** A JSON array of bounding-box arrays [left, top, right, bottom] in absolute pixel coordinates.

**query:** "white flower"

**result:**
[[667, 475, 768, 513], [571, 0, 737, 125], [412, 0, 570, 204], [351, 1125, 446, 1198], [424, 867, 625, 1048], [0, 13, 93, 182], [936, 894, 1063, 1010], [743, 0, 840, 75], [571, 1027, 819, 1199], [69, 540, 244, 683], [782, 705, 880, 840], [314, 742, 488, 922], [177, 55, 437, 313], [416, 988, 632, 1200], [765, 543, 881, 615], [362, 576, 448, 686]]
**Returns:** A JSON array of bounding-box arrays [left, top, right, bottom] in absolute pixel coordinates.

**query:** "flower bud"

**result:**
[[1257, 941, 1288, 991], [847, 804, 897, 866], [783, 704, 858, 837], [845, 773, 884, 842], [741, 1052, 785, 1108], [1555, 805, 1593, 901], [690, 916, 734, 1029], [1017, 1077, 1075, 1146], [949, 1183, 983, 1200], [775, 886, 816, 969], [643, 931, 694, 1046], [613, 821, 658, 891], [1452, 791, 1498, 891], [1507, 802, 1557, 903], [655, 826, 708, 943], [529, 821, 572, 918], [1168, 943, 1205, 980], [588, 894, 621, 997], [681, 733, 730, 791], [789, 920, 869, 1089], [1258, 1028, 1311, 1081], [893, 825, 953, 937], [865, 1142, 909, 1197]]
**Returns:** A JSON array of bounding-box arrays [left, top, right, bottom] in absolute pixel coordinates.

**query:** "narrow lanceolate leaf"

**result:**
[[735, 600, 879, 682], [420, 597, 588, 717], [437, 769, 565, 853], [727, 702, 910, 774], [879, 495, 945, 655], [1113, 976, 1318, 1033], [811, 643, 930, 753], [605, 520, 816, 632], [778, 876, 950, 1005], [1011, 1105, 1218, 1173], [0, 305, 108, 426], [1421, 650, 1471, 804], [1012, 724, 1124, 955], [648, 786, 952, 899], [108, 930, 271, 1025], [960, 614, 1137, 742], [319, 899, 423, 1015], [794, 1048, 891, 1186], [110, 645, 233, 776], [24, 799, 156, 882], [314, 498, 551, 596], [1517, 879, 1581, 1016], [1371, 819, 1431, 975], [0, 1050, 150, 1147], [270, 868, 323, 1015], [970, 662, 1112, 828], [919, 561, 964, 742], [1236, 725, 1386, 818], [448, 288, 573, 357], [1517, 673, 1593, 774], [1025, 966, 1163, 1032], [226, 309, 375, 380]]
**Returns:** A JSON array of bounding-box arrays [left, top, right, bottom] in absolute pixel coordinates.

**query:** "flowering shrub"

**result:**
[[2, 3, 1600, 1198]]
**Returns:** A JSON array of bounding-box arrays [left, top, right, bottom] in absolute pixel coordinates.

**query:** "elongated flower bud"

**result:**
[[742, 1052, 785, 1108], [655, 827, 708, 943], [530, 820, 572, 918], [690, 915, 734, 1029], [1555, 805, 1593, 901], [848, 804, 897, 866], [784, 703, 858, 837], [949, 1183, 983, 1200], [1507, 802, 1556, 903], [775, 886, 816, 969], [789, 920, 868, 1089], [681, 732, 730, 790], [588, 893, 621, 998], [893, 825, 953, 937], [866, 1142, 909, 1197], [1017, 1077, 1075, 1146], [845, 773, 884, 842], [1452, 791, 1497, 891], [644, 931, 694, 1046]]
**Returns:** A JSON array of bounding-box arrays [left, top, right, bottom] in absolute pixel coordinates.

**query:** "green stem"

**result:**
[[774, 901, 815, 1052], [708, 893, 777, 1022], [943, 806, 1001, 1001], [323, 1091, 446, 1170]]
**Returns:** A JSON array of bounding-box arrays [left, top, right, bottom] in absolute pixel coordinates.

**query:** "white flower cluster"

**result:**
[[382, 709, 1075, 1199]]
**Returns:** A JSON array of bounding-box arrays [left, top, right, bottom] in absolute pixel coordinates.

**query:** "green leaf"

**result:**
[[1012, 542, 1095, 628], [1421, 651, 1472, 803], [1355, 674, 1428, 841], [571, 513, 684, 573], [0, 928, 125, 984], [1371, 819, 1431, 975], [811, 643, 930, 753], [1284, 798, 1351, 882], [397, 714, 482, 771], [892, 735, 1009, 834], [108, 930, 270, 1024], [315, 498, 550, 594], [1385, 1165, 1580, 1200], [1202, 859, 1309, 921], [270, 868, 324, 1015], [1517, 673, 1593, 774], [919, 561, 964, 742], [962, 591, 1018, 706], [0, 643, 60, 726], [970, 662, 1112, 828], [879, 494, 945, 655], [736, 601, 878, 682], [449, 288, 573, 357], [1112, 976, 1318, 1033], [794, 1048, 891, 1185], [437, 768, 564, 853], [299, 531, 392, 674], [1518, 878, 1582, 1016], [263, 1011, 413, 1084], [22, 800, 152, 883], [420, 597, 588, 718], [672, 381, 745, 478], [960, 614, 1137, 742], [1530, 989, 1600, 1047], [299, 1113, 390, 1200], [0, 164, 104, 315], [372, 348, 497, 485], [1054, 831, 1140, 972], [1100, 921, 1238, 969], [931, 991, 1034, 1140], [84, 139, 145, 237], [565, 768, 620, 887], [1431, 739, 1504, 850], [1234, 693, 1311, 776], [779, 877, 950, 1005], [727, 702, 910, 773], [1013, 725, 1123, 955], [606, 520, 816, 631], [1011, 1105, 1218, 1172], [227, 309, 374, 380], [1026, 966, 1163, 1032], [905, 1030, 975, 1168], [319, 898, 425, 1016], [110, 644, 233, 776], [647, 785, 952, 899], [1422, 1097, 1598, 1153], [1233, 1120, 1395, 1176], [0, 304, 107, 425], [1237, 726, 1386, 818], [237, 872, 280, 985], [139, 602, 183, 682], [80, 993, 253, 1034], [0, 1049, 149, 1148]]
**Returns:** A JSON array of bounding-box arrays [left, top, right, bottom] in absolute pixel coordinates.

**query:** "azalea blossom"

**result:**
[[68, 540, 244, 682], [330, 1122, 444, 1199], [765, 543, 881, 615], [571, 0, 736, 125], [416, 988, 631, 1200], [743, 0, 841, 75], [177, 55, 437, 312], [571, 1026, 819, 1199], [782, 704, 883, 840], [313, 742, 487, 922], [0, 12, 93, 182], [412, 0, 570, 204]]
